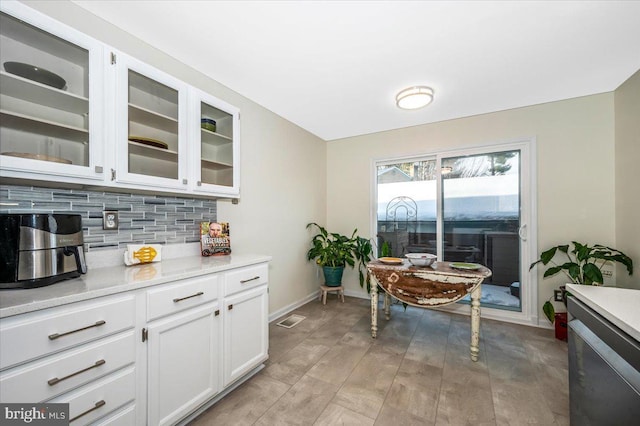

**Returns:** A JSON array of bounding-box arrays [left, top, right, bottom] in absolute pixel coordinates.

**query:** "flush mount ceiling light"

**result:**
[[396, 86, 434, 110]]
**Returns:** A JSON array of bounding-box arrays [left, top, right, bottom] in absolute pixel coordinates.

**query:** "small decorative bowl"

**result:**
[[201, 118, 216, 132], [4, 61, 67, 90], [405, 253, 436, 267]]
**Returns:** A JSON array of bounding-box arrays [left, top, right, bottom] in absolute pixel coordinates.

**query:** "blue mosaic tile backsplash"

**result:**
[[0, 184, 217, 251]]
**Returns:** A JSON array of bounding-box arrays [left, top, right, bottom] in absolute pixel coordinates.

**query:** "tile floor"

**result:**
[[190, 296, 569, 425]]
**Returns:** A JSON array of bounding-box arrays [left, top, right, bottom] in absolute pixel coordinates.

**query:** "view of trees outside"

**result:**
[[443, 151, 517, 178]]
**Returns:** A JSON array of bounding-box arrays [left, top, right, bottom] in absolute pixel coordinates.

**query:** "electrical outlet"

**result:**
[[602, 270, 613, 278], [554, 289, 563, 302], [103, 211, 118, 230]]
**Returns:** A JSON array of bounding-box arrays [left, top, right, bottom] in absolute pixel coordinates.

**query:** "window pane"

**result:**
[[376, 159, 437, 257], [442, 150, 521, 311]]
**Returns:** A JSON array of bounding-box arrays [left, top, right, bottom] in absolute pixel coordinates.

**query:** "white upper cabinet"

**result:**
[[0, 3, 240, 198], [189, 88, 240, 196], [111, 51, 189, 190], [0, 2, 105, 182]]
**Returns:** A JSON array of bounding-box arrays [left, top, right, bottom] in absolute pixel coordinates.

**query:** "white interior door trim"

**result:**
[[370, 137, 539, 327]]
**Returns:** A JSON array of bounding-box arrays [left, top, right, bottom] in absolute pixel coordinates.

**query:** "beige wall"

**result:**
[[614, 70, 640, 289], [327, 94, 617, 326], [22, 0, 327, 316], [16, 1, 637, 321]]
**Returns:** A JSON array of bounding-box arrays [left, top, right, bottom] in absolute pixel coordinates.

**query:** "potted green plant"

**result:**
[[530, 241, 634, 323], [306, 222, 372, 287], [354, 235, 374, 292]]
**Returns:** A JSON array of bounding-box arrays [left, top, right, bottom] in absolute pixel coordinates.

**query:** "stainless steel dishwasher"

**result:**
[[568, 296, 640, 425]]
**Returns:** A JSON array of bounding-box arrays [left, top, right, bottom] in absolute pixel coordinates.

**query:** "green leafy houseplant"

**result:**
[[354, 236, 374, 292], [530, 241, 634, 322], [306, 222, 373, 288]]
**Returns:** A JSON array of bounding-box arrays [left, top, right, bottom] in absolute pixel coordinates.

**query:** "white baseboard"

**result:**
[[268, 291, 318, 323], [269, 287, 552, 330], [344, 288, 369, 299], [268, 287, 368, 323]]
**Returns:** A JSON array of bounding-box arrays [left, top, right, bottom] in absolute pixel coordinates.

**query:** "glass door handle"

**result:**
[[518, 224, 527, 241]]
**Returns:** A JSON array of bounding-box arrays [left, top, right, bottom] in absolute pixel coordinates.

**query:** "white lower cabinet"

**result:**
[[0, 293, 137, 425], [0, 260, 269, 426], [143, 262, 268, 425], [223, 285, 269, 387], [50, 366, 136, 426], [93, 404, 137, 426], [146, 302, 221, 426]]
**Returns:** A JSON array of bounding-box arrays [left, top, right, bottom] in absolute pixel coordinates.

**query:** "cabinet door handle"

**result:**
[[173, 292, 204, 303], [240, 276, 260, 284], [48, 320, 106, 340], [197, 181, 202, 186], [48, 359, 106, 386], [70, 400, 106, 423], [228, 304, 233, 310], [215, 309, 220, 316]]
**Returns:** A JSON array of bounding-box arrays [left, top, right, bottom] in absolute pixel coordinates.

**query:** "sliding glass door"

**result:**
[[374, 140, 535, 320], [440, 150, 521, 311]]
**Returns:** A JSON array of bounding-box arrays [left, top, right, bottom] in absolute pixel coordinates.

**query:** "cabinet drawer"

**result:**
[[93, 404, 136, 426], [0, 294, 135, 370], [50, 366, 136, 426], [147, 274, 218, 321], [224, 263, 269, 297], [1, 331, 135, 403]]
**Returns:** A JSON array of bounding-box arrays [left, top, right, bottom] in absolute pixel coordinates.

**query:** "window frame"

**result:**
[[370, 137, 539, 326]]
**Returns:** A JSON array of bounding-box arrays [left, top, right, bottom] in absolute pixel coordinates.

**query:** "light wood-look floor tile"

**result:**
[[384, 358, 443, 421], [375, 403, 435, 425], [332, 344, 403, 419], [254, 375, 340, 426], [263, 340, 332, 385], [189, 373, 290, 426], [190, 296, 568, 425], [436, 341, 495, 425], [306, 341, 371, 386], [314, 403, 376, 426]]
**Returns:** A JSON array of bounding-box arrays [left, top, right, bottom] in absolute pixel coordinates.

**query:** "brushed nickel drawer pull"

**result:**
[[240, 276, 260, 284], [173, 292, 204, 303], [48, 320, 106, 340], [48, 359, 106, 386], [70, 400, 106, 423]]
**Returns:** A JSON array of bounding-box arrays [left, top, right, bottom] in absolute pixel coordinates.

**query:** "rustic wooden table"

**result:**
[[367, 260, 492, 361]]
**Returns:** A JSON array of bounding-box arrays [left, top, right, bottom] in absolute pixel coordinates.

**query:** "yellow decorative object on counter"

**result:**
[[124, 244, 162, 266], [133, 246, 157, 263]]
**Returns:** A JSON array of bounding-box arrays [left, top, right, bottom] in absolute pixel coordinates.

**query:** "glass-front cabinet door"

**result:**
[[0, 2, 104, 181], [189, 88, 239, 196], [113, 51, 188, 190]]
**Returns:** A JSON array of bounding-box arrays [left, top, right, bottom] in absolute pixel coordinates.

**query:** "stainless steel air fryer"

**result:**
[[0, 213, 87, 289]]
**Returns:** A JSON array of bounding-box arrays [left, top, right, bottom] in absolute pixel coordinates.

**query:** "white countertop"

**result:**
[[566, 284, 640, 342], [0, 253, 271, 318]]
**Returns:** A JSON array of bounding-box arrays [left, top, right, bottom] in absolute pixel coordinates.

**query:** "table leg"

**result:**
[[470, 284, 481, 362], [384, 293, 391, 320], [371, 284, 378, 338]]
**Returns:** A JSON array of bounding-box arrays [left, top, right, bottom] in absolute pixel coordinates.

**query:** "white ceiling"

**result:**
[[72, 1, 640, 141]]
